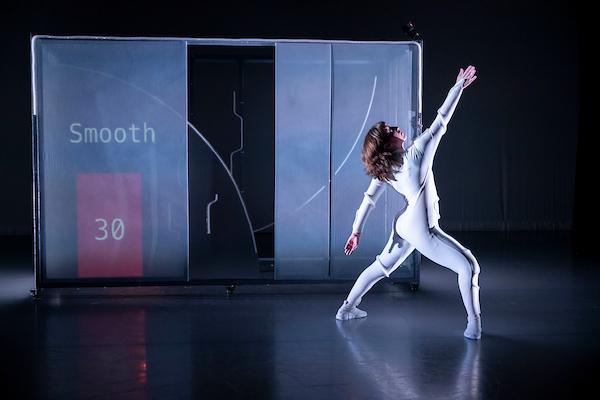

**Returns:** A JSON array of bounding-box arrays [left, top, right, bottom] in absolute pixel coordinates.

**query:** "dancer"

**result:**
[[336, 66, 482, 340]]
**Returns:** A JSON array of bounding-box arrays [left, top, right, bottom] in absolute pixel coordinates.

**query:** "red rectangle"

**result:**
[[77, 173, 143, 278]]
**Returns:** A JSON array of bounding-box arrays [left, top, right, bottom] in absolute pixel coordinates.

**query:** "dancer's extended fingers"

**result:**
[[464, 71, 476, 86], [464, 67, 475, 80], [463, 75, 477, 88], [465, 66, 475, 79]]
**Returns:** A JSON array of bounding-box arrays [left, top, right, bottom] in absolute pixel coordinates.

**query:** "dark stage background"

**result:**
[[1, 1, 593, 250]]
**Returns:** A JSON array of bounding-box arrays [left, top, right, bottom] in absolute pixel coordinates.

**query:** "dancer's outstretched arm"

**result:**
[[411, 66, 477, 183], [412, 66, 477, 155], [345, 178, 385, 255]]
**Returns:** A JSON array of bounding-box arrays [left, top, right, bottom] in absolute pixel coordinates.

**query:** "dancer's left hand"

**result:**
[[344, 232, 360, 255]]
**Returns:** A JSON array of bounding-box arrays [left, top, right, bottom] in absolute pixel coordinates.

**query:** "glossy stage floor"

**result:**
[[1, 232, 598, 399]]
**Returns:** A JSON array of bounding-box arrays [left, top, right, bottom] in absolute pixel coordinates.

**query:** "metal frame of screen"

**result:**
[[30, 35, 423, 293]]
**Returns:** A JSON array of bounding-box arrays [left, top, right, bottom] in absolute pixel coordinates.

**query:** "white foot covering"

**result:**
[[336, 300, 368, 321], [464, 315, 482, 340]]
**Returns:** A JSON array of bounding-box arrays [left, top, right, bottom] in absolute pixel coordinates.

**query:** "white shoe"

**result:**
[[464, 315, 482, 340], [336, 300, 368, 321]]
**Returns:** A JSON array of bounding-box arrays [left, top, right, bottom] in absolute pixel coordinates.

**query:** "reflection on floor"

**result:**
[[1, 232, 598, 399]]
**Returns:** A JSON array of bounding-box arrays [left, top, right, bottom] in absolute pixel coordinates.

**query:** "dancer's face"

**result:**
[[384, 124, 406, 148]]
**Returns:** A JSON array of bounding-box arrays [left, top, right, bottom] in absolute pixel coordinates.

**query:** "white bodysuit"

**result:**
[[344, 78, 481, 321]]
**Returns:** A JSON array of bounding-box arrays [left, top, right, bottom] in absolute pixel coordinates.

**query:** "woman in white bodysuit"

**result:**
[[336, 66, 482, 340]]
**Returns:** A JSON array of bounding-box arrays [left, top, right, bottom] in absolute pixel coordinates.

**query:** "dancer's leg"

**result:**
[[346, 234, 414, 306], [411, 226, 482, 338], [431, 227, 481, 316], [337, 228, 414, 320]]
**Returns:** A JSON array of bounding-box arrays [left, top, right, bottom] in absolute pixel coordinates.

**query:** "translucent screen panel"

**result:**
[[187, 46, 274, 279], [274, 43, 331, 279], [33, 39, 188, 282], [330, 43, 421, 279]]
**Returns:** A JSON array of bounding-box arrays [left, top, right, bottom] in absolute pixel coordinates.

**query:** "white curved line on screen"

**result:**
[[56, 63, 258, 255]]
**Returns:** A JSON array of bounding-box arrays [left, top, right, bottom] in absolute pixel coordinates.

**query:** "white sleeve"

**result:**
[[412, 78, 464, 153], [351, 178, 386, 234], [430, 78, 465, 133]]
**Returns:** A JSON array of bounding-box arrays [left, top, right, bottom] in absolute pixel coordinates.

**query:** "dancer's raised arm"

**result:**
[[412, 66, 477, 153]]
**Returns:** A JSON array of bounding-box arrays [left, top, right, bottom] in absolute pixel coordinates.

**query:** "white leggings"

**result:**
[[346, 219, 481, 318]]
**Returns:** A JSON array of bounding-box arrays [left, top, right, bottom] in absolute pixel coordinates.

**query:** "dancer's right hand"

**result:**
[[457, 65, 477, 88], [344, 232, 360, 255]]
